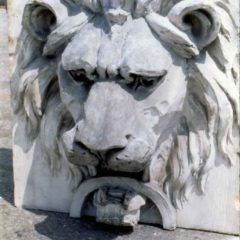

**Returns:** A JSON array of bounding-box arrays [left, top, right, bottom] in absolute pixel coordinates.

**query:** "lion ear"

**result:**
[[168, 0, 221, 49], [22, 0, 69, 41]]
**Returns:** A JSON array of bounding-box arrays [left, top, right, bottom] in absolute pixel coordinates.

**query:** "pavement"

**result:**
[[0, 148, 238, 240]]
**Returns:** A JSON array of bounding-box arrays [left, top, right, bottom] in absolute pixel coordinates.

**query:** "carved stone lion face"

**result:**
[[60, 16, 187, 173], [59, 15, 188, 227], [12, 0, 239, 229]]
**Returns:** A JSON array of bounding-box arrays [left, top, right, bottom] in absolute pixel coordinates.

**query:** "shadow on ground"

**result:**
[[0, 148, 13, 204], [34, 213, 134, 240]]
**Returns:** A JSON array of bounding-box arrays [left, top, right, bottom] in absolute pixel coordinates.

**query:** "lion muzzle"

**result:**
[[63, 82, 153, 173]]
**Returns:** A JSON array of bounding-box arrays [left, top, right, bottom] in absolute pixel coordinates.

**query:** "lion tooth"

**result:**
[[80, 166, 89, 178], [87, 165, 97, 176], [142, 166, 150, 182]]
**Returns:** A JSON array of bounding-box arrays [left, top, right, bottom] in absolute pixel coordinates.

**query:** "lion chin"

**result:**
[[12, 0, 239, 230]]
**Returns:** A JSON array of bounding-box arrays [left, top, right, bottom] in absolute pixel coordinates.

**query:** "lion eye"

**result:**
[[127, 73, 166, 91], [69, 70, 93, 85]]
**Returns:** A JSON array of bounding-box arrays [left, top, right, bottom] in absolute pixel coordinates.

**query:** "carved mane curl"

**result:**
[[11, 0, 239, 207]]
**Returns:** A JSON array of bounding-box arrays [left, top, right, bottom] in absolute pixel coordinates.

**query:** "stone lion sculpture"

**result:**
[[11, 0, 239, 230]]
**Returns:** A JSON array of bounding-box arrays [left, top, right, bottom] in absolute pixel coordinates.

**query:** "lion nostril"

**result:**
[[115, 154, 129, 162], [106, 147, 125, 158], [74, 140, 89, 152], [126, 134, 133, 140], [74, 140, 84, 148], [74, 141, 88, 156]]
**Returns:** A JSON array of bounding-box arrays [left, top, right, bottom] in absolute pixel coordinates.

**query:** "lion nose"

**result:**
[[74, 82, 137, 152], [74, 124, 130, 152]]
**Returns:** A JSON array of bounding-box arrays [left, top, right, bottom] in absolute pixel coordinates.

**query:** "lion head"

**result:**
[[11, 0, 239, 229]]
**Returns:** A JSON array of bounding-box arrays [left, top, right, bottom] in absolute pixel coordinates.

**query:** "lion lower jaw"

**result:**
[[94, 187, 146, 227]]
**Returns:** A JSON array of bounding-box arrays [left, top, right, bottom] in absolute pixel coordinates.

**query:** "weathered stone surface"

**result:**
[[10, 0, 239, 235]]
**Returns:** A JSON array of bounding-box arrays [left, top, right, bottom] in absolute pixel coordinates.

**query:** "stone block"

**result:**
[[9, 0, 240, 235]]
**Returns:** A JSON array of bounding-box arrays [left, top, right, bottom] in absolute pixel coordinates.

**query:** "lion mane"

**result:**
[[11, 0, 239, 208]]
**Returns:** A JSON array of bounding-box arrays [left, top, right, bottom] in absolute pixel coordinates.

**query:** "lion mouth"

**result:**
[[97, 167, 148, 181], [68, 159, 151, 226], [70, 177, 176, 230], [66, 143, 152, 227], [64, 138, 151, 182], [63, 130, 163, 227], [62, 128, 152, 178]]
